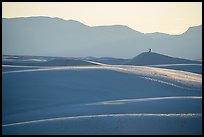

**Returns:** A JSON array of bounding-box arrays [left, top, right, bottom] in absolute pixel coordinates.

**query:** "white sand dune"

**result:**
[[2, 56, 202, 135], [3, 113, 201, 127], [87, 96, 202, 105], [3, 113, 202, 135], [3, 64, 202, 89]]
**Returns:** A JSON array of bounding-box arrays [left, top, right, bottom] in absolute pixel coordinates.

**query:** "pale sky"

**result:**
[[2, 2, 202, 35]]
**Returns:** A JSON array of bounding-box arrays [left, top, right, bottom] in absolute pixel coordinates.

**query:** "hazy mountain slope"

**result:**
[[145, 32, 171, 39], [2, 16, 202, 59]]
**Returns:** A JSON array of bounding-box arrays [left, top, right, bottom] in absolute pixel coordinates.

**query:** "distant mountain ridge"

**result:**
[[2, 16, 202, 59]]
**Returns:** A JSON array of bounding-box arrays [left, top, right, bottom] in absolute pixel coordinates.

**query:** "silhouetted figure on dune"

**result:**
[[149, 48, 151, 52]]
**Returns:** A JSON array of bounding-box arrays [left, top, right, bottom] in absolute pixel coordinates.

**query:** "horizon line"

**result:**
[[2, 16, 202, 35]]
